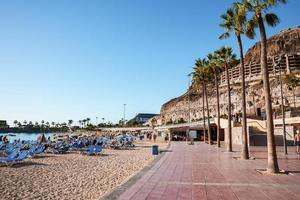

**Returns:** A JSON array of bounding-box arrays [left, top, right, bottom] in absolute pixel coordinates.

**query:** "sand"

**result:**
[[0, 141, 168, 200]]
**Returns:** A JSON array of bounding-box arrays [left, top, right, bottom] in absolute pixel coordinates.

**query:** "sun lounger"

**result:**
[[86, 145, 95, 155], [94, 145, 102, 154], [0, 142, 4, 150], [0, 150, 19, 163], [34, 145, 45, 154], [14, 151, 29, 161]]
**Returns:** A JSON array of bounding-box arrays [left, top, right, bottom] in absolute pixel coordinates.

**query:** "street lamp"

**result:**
[[187, 72, 193, 144], [123, 104, 126, 126], [274, 55, 287, 155], [96, 117, 98, 126]]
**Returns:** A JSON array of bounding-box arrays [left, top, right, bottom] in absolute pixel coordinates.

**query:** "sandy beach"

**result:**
[[0, 141, 168, 200]]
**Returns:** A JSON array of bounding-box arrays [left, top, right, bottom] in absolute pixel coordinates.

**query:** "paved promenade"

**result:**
[[118, 142, 300, 200]]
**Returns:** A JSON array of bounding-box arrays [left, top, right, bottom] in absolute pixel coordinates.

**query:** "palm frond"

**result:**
[[264, 13, 279, 27], [219, 32, 230, 40]]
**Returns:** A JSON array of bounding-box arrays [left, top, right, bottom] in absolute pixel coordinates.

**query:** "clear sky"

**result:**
[[0, 0, 299, 126]]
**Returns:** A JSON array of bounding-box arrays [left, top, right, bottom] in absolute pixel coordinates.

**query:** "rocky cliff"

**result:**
[[160, 27, 300, 125]]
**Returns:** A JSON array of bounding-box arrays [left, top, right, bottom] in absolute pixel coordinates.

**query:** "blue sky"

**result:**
[[0, 0, 299, 126]]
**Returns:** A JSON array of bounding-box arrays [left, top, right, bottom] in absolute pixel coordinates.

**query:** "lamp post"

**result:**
[[123, 104, 126, 126], [274, 55, 287, 155], [96, 117, 98, 126], [187, 73, 193, 144]]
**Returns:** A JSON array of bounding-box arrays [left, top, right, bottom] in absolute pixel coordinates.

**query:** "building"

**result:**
[[127, 113, 159, 125]]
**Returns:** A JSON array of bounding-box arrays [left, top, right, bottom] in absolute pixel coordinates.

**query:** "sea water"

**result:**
[[0, 132, 54, 142]]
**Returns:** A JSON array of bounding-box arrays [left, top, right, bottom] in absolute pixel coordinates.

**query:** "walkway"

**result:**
[[118, 142, 300, 200]]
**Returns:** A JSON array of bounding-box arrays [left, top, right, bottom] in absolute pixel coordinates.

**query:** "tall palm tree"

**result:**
[[249, 91, 257, 115], [219, 3, 254, 159], [207, 53, 222, 147], [86, 118, 91, 125], [215, 46, 238, 152], [243, 0, 287, 174], [68, 120, 73, 127], [204, 66, 213, 145], [82, 119, 87, 127], [193, 58, 212, 144], [193, 60, 206, 143], [13, 120, 18, 127]]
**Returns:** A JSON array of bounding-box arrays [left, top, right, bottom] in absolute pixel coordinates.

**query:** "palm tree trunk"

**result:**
[[202, 83, 207, 143], [237, 34, 249, 159], [293, 87, 296, 109], [253, 96, 256, 115], [205, 83, 212, 145], [258, 15, 279, 174], [226, 66, 232, 152], [214, 71, 221, 147]]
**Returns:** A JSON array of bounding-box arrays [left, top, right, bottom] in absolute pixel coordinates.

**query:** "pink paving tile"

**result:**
[[231, 186, 270, 200], [177, 184, 193, 200], [259, 186, 294, 200], [192, 185, 207, 200], [161, 184, 180, 200], [116, 143, 300, 200]]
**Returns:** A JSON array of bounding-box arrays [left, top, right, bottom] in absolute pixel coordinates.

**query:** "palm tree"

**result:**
[[207, 53, 222, 147], [82, 119, 87, 127], [193, 60, 206, 142], [86, 118, 91, 125], [51, 122, 55, 127], [285, 74, 299, 109], [78, 120, 82, 128], [13, 120, 18, 127], [215, 46, 238, 152], [193, 58, 212, 144], [23, 120, 27, 126], [243, 0, 287, 174], [68, 120, 73, 127], [249, 91, 257, 115], [219, 3, 254, 159]]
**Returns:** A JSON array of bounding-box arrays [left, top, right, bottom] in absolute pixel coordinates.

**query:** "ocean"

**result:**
[[0, 132, 55, 142]]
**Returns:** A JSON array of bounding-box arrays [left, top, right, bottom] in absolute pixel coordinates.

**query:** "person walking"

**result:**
[[294, 130, 300, 155]]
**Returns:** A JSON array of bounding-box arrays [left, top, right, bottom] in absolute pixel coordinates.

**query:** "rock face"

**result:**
[[160, 27, 300, 125], [244, 27, 300, 64]]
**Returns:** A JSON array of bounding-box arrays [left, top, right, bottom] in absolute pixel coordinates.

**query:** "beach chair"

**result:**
[[86, 145, 95, 155], [14, 151, 29, 161], [94, 145, 102, 155], [0, 150, 19, 163], [28, 145, 37, 156], [34, 145, 45, 154], [4, 145, 14, 154]]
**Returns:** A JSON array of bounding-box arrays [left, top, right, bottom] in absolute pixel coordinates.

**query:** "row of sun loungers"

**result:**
[[0, 134, 137, 166], [0, 142, 46, 166]]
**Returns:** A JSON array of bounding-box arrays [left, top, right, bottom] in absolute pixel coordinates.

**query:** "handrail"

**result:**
[[247, 120, 266, 132]]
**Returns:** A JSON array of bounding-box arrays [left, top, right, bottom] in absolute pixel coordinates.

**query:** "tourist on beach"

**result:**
[[294, 130, 300, 155], [3, 136, 9, 144]]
